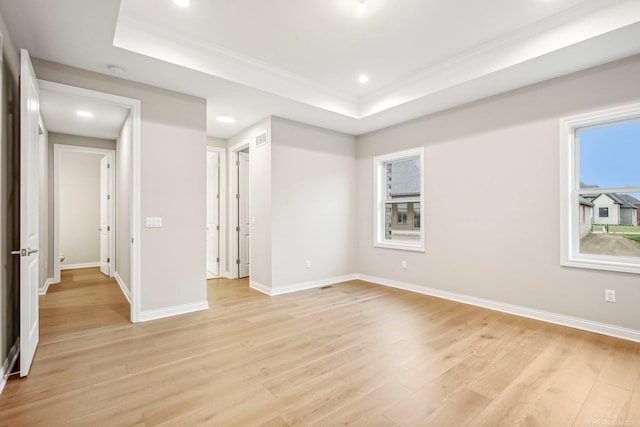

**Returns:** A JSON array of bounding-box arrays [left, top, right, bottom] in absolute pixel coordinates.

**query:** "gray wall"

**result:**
[[34, 59, 208, 315], [271, 117, 357, 291], [58, 151, 102, 267], [356, 54, 640, 331]]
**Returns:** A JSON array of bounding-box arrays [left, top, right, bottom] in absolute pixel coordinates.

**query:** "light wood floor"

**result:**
[[1, 268, 639, 426]]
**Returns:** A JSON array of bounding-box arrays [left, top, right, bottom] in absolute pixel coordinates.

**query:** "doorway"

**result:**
[[228, 141, 250, 279], [237, 150, 250, 278], [54, 146, 115, 277], [38, 80, 142, 322], [206, 146, 226, 278]]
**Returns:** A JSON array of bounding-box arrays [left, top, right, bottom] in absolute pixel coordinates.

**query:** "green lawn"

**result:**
[[625, 234, 640, 243], [593, 224, 640, 233]]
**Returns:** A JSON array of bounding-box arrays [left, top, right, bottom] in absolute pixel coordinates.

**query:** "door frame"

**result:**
[[53, 145, 115, 277], [39, 80, 142, 323], [228, 139, 250, 279], [206, 146, 226, 279]]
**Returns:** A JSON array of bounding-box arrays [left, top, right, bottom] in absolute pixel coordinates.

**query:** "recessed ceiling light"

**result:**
[[357, 0, 367, 14], [77, 111, 94, 118], [358, 75, 369, 84], [173, 0, 191, 7], [108, 65, 126, 75], [216, 114, 236, 124]]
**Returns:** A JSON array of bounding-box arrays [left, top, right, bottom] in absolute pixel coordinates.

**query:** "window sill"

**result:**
[[561, 254, 640, 275], [374, 241, 425, 252]]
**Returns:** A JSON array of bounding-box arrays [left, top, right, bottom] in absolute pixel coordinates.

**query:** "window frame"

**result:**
[[598, 207, 609, 218], [373, 147, 425, 252], [559, 102, 640, 274]]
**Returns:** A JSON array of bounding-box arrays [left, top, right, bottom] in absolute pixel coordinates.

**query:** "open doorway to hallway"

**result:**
[[38, 80, 141, 322], [55, 146, 114, 276]]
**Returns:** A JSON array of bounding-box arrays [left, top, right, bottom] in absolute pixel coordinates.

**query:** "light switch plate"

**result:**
[[146, 217, 162, 228]]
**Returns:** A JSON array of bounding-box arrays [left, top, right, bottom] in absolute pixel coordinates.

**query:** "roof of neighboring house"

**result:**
[[618, 193, 640, 206], [579, 196, 594, 207], [389, 158, 420, 197], [587, 193, 638, 210]]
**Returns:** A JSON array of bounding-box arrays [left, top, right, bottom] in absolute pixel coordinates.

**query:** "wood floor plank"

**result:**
[[1, 267, 640, 426]]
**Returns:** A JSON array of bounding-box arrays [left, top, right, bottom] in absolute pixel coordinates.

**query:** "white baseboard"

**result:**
[[139, 300, 209, 322], [0, 342, 19, 397], [114, 272, 131, 304], [38, 278, 55, 295], [252, 274, 358, 296], [60, 262, 100, 270], [357, 274, 640, 343], [250, 280, 271, 295]]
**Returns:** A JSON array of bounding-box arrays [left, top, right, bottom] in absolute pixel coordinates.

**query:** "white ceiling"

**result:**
[[1, 0, 640, 139], [40, 90, 130, 140]]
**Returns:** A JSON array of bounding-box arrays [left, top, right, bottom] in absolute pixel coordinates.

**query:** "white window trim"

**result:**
[[374, 147, 425, 252], [559, 102, 640, 274]]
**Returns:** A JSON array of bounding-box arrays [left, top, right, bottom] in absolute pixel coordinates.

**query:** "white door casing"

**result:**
[[207, 150, 220, 277], [99, 155, 112, 276], [238, 152, 250, 278], [19, 49, 40, 377]]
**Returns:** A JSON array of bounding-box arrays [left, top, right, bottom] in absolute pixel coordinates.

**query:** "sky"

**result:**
[[579, 120, 640, 194]]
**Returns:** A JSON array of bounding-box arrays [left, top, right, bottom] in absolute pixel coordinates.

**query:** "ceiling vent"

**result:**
[[255, 132, 268, 148]]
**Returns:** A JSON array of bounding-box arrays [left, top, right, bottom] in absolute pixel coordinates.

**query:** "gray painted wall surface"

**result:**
[[271, 117, 357, 290], [356, 55, 640, 331]]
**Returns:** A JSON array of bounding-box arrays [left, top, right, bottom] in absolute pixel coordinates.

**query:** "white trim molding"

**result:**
[[60, 262, 101, 270], [249, 280, 271, 295], [114, 272, 131, 304], [38, 278, 55, 295], [252, 274, 358, 296], [357, 274, 640, 343], [138, 301, 210, 323], [0, 342, 19, 397]]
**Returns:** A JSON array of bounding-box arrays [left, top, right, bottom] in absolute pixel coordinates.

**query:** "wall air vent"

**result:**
[[255, 132, 268, 147]]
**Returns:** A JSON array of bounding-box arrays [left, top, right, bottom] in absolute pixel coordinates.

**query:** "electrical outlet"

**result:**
[[605, 289, 616, 303], [401, 260, 407, 269]]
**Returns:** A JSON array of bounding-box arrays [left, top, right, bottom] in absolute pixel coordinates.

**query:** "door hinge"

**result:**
[[107, 194, 111, 200], [107, 257, 111, 263], [216, 257, 220, 263], [236, 259, 240, 265], [236, 226, 240, 232], [236, 160, 240, 166], [107, 163, 111, 169], [216, 225, 220, 231], [236, 193, 240, 199], [216, 193, 219, 199], [107, 226, 111, 231]]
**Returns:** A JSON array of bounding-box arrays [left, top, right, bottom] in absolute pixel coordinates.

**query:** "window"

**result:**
[[560, 103, 640, 274], [374, 147, 424, 251]]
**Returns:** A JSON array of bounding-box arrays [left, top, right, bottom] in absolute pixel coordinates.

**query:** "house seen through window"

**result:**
[[374, 148, 424, 251], [561, 105, 640, 274]]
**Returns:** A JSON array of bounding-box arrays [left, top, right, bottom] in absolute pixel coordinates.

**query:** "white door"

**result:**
[[238, 152, 250, 278], [99, 156, 111, 276], [19, 49, 40, 377], [207, 151, 220, 277]]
